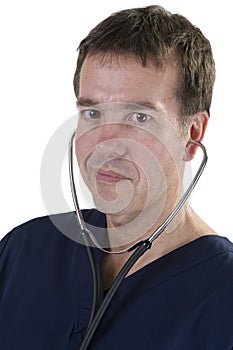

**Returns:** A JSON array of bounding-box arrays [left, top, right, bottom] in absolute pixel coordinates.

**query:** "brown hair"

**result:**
[[73, 5, 215, 127]]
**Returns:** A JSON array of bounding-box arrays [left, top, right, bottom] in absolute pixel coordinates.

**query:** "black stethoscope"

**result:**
[[68, 130, 208, 349]]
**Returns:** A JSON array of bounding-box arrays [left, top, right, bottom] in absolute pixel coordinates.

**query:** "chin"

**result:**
[[99, 200, 148, 227]]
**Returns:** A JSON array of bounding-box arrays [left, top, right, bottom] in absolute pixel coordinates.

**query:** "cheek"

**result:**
[[75, 128, 99, 166], [129, 131, 166, 169], [133, 133, 180, 187]]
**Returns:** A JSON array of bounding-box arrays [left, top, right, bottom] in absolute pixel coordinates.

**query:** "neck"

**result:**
[[105, 187, 185, 251], [102, 206, 216, 290]]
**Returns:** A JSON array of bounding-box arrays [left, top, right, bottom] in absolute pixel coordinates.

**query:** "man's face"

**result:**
[[75, 54, 186, 227]]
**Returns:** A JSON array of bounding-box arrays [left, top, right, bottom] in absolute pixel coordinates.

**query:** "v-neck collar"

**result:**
[[83, 209, 232, 299]]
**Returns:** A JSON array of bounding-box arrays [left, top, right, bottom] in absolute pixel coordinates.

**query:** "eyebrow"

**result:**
[[76, 97, 159, 111], [76, 97, 99, 108]]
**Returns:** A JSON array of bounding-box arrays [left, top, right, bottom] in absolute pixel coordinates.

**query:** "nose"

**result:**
[[95, 123, 128, 158], [96, 137, 128, 158]]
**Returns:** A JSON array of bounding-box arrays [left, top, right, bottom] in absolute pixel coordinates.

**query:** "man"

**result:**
[[0, 5, 233, 350]]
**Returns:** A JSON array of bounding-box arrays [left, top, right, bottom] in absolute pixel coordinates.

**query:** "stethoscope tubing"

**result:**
[[79, 240, 152, 350], [68, 131, 208, 349]]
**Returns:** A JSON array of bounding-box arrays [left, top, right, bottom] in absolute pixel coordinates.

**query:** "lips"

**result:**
[[96, 169, 128, 183]]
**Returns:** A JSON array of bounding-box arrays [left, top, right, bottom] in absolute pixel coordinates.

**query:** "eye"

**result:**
[[81, 109, 101, 120], [128, 112, 152, 123]]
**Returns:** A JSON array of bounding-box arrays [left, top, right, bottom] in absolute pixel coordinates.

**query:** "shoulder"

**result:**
[[0, 209, 105, 298], [183, 236, 233, 320], [0, 209, 105, 265], [1, 208, 104, 242], [182, 235, 233, 285], [197, 236, 233, 343], [202, 235, 233, 270]]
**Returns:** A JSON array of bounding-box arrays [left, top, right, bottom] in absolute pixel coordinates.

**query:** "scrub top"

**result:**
[[0, 209, 233, 349]]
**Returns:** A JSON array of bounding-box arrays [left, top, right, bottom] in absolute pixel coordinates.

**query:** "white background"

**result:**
[[0, 0, 232, 241]]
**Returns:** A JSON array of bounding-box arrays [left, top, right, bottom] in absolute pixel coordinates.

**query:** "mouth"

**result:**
[[96, 169, 128, 184]]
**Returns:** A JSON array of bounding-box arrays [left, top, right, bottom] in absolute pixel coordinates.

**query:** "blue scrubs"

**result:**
[[0, 209, 233, 349]]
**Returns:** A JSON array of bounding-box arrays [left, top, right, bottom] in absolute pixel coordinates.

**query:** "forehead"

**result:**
[[79, 53, 178, 97]]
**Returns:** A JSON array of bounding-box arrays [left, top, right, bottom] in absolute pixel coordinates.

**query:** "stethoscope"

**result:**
[[68, 131, 208, 349]]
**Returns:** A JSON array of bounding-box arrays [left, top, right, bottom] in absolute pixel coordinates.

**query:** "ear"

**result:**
[[183, 112, 209, 161]]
